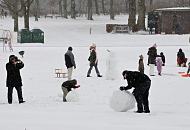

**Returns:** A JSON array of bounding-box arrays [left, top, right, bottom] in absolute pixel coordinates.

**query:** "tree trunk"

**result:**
[[13, 13, 19, 32], [87, 0, 93, 20], [125, 0, 129, 13], [137, 0, 145, 31], [63, 0, 68, 18], [110, 0, 114, 20], [24, 0, 30, 30], [94, 0, 100, 15], [71, 0, 76, 19], [59, 0, 63, 16], [149, 0, 153, 12], [128, 0, 136, 32], [35, 0, 40, 21], [101, 0, 105, 15]]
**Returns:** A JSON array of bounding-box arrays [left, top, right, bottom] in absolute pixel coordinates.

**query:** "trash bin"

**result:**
[[31, 29, 44, 43], [17, 29, 32, 43]]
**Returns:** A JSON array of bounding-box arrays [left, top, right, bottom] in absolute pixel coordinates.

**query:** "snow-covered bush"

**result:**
[[110, 90, 136, 112]]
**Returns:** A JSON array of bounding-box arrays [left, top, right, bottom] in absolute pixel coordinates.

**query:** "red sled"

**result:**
[[181, 74, 190, 77]]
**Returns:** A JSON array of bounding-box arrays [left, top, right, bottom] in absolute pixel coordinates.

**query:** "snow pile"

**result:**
[[110, 90, 136, 112], [66, 90, 80, 102]]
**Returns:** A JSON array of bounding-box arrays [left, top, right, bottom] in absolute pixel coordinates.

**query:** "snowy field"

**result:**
[[0, 15, 190, 130]]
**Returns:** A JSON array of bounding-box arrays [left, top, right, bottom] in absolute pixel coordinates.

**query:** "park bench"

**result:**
[[113, 25, 129, 33], [55, 69, 67, 78], [106, 24, 129, 33], [45, 15, 53, 18]]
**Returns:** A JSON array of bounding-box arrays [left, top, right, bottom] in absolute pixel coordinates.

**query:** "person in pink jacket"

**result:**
[[156, 56, 163, 76]]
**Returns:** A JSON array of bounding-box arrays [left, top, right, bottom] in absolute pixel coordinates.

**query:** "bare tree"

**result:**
[[87, 0, 93, 20], [0, 0, 23, 32], [71, 0, 76, 19], [94, 0, 100, 15], [34, 0, 39, 21], [110, 0, 114, 19], [128, 0, 136, 31], [124, 0, 129, 13], [101, 0, 105, 14], [59, 0, 63, 16], [137, 0, 145, 30], [149, 0, 153, 12], [63, 0, 68, 18], [21, 0, 34, 30]]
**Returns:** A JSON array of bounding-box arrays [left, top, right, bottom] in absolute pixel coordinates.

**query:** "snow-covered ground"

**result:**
[[0, 15, 190, 130]]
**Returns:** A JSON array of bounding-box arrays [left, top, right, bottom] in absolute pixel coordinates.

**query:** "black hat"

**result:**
[[122, 70, 128, 79], [9, 55, 16, 62], [68, 47, 73, 51]]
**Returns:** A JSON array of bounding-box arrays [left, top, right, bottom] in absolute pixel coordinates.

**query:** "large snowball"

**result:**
[[66, 90, 80, 102], [110, 90, 136, 112]]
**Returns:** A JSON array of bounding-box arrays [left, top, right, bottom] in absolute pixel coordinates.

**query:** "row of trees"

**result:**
[[0, 0, 40, 32], [1, 0, 190, 32]]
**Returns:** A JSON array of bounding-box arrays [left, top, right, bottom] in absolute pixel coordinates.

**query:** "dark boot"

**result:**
[[144, 105, 150, 113], [137, 104, 143, 113]]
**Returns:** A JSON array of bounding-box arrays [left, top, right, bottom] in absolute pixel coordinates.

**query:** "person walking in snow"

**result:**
[[61, 79, 80, 102], [138, 55, 144, 74], [120, 70, 151, 113], [87, 44, 102, 77], [6, 55, 25, 104], [147, 44, 157, 76], [160, 52, 165, 66], [65, 47, 76, 80], [156, 56, 163, 76]]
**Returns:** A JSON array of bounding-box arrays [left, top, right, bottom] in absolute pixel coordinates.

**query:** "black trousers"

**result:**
[[133, 81, 151, 112], [87, 63, 100, 76], [8, 86, 23, 104]]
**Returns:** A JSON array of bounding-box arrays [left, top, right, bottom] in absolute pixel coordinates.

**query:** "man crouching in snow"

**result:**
[[61, 79, 80, 102], [120, 70, 151, 113]]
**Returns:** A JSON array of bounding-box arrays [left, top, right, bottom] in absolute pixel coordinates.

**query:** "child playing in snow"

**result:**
[[160, 52, 165, 66], [156, 56, 163, 76], [61, 79, 80, 102], [138, 55, 144, 74]]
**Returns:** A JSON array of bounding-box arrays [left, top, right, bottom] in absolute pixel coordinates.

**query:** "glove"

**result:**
[[120, 86, 126, 91], [75, 85, 80, 88]]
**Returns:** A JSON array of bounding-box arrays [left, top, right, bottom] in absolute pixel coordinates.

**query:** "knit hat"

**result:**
[[68, 47, 73, 51]]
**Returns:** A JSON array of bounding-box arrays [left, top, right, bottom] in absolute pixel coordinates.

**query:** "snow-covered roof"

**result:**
[[155, 7, 190, 12]]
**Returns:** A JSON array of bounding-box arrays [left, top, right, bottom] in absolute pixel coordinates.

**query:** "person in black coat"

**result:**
[[177, 48, 187, 67], [147, 44, 157, 76], [6, 55, 25, 104], [65, 47, 76, 80], [120, 70, 151, 113], [61, 79, 80, 102], [160, 52, 165, 66]]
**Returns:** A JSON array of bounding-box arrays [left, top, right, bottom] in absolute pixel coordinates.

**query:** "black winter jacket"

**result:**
[[62, 79, 78, 91], [6, 61, 24, 87], [88, 50, 97, 65], [123, 71, 151, 90], [147, 47, 157, 64], [65, 50, 76, 68]]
